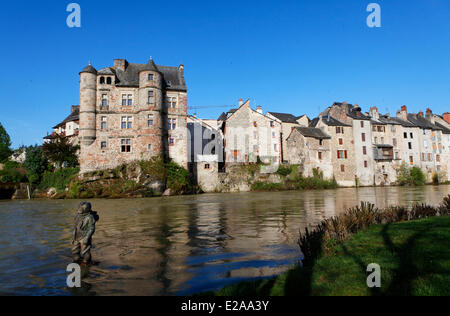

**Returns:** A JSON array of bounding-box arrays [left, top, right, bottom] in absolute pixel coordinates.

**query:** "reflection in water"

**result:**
[[0, 185, 448, 296]]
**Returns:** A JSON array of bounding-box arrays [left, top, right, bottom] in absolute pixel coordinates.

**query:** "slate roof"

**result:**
[[333, 102, 372, 120], [80, 64, 97, 74], [435, 122, 450, 134], [267, 112, 299, 123], [53, 106, 80, 129], [94, 59, 187, 91], [293, 127, 331, 140], [407, 114, 442, 131], [309, 115, 352, 127], [218, 109, 238, 121]]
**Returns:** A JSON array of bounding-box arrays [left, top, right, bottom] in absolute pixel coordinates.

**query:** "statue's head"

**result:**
[[78, 202, 92, 214]]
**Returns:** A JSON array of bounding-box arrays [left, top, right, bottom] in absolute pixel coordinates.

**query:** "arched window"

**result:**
[[100, 77, 105, 84], [107, 77, 112, 85]]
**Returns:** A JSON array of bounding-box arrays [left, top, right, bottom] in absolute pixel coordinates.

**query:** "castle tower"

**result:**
[[79, 64, 97, 146], [138, 57, 165, 157]]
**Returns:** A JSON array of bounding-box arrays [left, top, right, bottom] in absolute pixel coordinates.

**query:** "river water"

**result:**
[[0, 185, 448, 296]]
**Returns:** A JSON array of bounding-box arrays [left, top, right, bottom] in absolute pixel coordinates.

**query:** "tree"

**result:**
[[42, 135, 79, 168], [23, 145, 49, 184], [0, 122, 12, 162]]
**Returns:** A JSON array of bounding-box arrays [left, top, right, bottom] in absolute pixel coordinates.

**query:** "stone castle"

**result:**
[[78, 58, 187, 173], [45, 58, 450, 191]]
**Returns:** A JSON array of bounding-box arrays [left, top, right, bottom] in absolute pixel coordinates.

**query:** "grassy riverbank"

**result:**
[[206, 215, 450, 296]]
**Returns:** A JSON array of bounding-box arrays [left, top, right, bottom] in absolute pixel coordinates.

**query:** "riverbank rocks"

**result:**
[[163, 188, 173, 196], [47, 188, 57, 198], [12, 183, 28, 200]]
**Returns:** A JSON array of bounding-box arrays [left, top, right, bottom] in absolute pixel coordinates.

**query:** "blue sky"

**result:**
[[0, 0, 449, 147]]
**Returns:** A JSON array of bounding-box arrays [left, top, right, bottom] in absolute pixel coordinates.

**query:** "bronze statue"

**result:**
[[71, 202, 99, 264]]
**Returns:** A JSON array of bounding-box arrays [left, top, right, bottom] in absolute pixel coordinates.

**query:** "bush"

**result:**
[[38, 167, 80, 191], [166, 160, 192, 194], [432, 172, 440, 185], [23, 146, 49, 184], [276, 165, 292, 177], [0, 160, 27, 183], [397, 163, 425, 186], [410, 167, 426, 186], [251, 182, 284, 191]]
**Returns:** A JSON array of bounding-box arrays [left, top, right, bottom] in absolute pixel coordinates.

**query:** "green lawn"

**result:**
[[205, 216, 450, 296]]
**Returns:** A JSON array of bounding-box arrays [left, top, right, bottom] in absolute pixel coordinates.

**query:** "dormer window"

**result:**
[[100, 77, 105, 84], [107, 77, 112, 85]]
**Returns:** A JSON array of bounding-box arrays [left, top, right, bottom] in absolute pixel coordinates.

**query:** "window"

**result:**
[[364, 161, 368, 168], [148, 114, 154, 127], [393, 138, 397, 147], [106, 77, 112, 85], [148, 91, 154, 104], [169, 137, 175, 146], [102, 94, 108, 106], [122, 116, 133, 129], [336, 127, 344, 134], [100, 77, 105, 84], [374, 137, 378, 144], [428, 153, 432, 161], [167, 96, 177, 108], [363, 146, 367, 155], [436, 154, 440, 163], [362, 133, 366, 142], [318, 152, 322, 160], [340, 165, 345, 172], [360, 121, 364, 128], [274, 144, 278, 152], [339, 138, 343, 145], [409, 156, 414, 164], [168, 118, 177, 130], [337, 150, 347, 159], [272, 132, 276, 138], [404, 132, 408, 139], [253, 121, 257, 127], [148, 74, 154, 81], [121, 139, 131, 153], [395, 152, 399, 160], [319, 139, 323, 146], [270, 121, 275, 128], [408, 142, 412, 150], [410, 133, 413, 139], [101, 116, 107, 130], [148, 144, 152, 151], [122, 94, 133, 106], [101, 141, 107, 149], [391, 125, 396, 133], [422, 153, 426, 161], [205, 164, 211, 170]]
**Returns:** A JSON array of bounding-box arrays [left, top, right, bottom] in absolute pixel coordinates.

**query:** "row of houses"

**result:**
[[189, 99, 450, 190], [44, 58, 450, 191]]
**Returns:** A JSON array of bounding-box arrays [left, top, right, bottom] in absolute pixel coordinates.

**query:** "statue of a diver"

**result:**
[[71, 202, 99, 264]]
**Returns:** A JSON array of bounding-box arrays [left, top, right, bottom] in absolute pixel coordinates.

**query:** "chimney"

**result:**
[[114, 59, 128, 71], [256, 106, 263, 114], [426, 108, 433, 117], [443, 113, 450, 124], [418, 110, 424, 117], [179, 63, 184, 77], [370, 106, 379, 119], [239, 98, 244, 106], [397, 105, 408, 121], [426, 108, 435, 123]]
